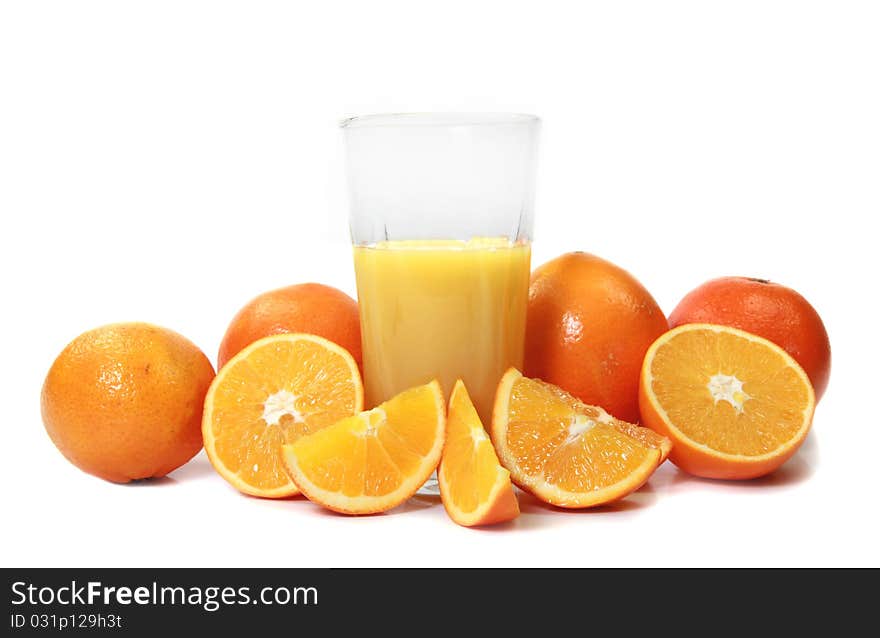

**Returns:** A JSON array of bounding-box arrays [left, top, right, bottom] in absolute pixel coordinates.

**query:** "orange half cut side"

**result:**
[[202, 333, 363, 497], [639, 323, 815, 479]]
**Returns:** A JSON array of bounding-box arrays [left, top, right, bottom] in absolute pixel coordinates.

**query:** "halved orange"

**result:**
[[438, 380, 519, 527], [282, 380, 445, 515], [202, 333, 363, 497], [639, 323, 815, 480], [491, 368, 670, 508]]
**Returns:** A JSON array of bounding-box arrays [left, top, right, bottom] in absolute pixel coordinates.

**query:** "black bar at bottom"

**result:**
[[2, 568, 871, 634]]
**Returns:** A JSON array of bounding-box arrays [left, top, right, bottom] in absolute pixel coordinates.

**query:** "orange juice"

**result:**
[[353, 237, 531, 422]]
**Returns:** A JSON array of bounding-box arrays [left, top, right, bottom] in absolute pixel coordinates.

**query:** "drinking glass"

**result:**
[[341, 112, 540, 425]]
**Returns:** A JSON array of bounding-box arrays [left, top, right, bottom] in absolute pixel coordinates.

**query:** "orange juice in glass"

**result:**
[[342, 113, 539, 426], [353, 237, 531, 421]]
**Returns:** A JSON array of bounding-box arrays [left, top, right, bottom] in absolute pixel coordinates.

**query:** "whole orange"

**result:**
[[41, 323, 215, 483], [524, 252, 668, 423], [217, 283, 362, 369], [668, 276, 831, 400]]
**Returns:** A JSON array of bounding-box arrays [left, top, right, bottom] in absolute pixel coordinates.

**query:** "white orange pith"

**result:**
[[438, 380, 519, 527], [202, 333, 363, 497], [282, 380, 446, 515], [639, 323, 815, 480], [492, 368, 670, 508]]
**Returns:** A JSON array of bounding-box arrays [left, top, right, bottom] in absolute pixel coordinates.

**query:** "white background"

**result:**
[[2, 1, 878, 568]]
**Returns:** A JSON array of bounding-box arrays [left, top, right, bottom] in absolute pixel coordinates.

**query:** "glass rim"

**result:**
[[340, 112, 540, 129]]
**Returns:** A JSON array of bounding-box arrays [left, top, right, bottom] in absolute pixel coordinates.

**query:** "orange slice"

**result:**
[[282, 380, 445, 514], [202, 334, 363, 497], [491, 368, 670, 508], [438, 380, 519, 527], [639, 323, 815, 480]]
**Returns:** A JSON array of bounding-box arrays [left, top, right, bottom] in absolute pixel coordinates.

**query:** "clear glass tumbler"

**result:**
[[341, 113, 540, 425]]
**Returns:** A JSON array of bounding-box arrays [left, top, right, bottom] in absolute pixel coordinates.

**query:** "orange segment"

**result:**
[[639, 323, 815, 480], [438, 380, 519, 527], [282, 380, 445, 514], [491, 369, 669, 508], [202, 334, 362, 497]]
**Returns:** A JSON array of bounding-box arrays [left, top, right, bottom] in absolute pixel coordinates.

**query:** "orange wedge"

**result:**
[[491, 368, 670, 508], [639, 323, 815, 480], [282, 380, 445, 515], [438, 380, 519, 527], [202, 334, 362, 497]]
